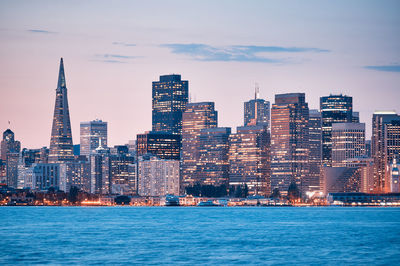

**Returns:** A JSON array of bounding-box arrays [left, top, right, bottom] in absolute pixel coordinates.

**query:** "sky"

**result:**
[[0, 0, 399, 148]]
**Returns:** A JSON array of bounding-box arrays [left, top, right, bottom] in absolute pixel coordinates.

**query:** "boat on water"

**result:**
[[197, 200, 220, 207], [165, 195, 180, 206]]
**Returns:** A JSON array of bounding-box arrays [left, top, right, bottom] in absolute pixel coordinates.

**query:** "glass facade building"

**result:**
[[307, 110, 323, 192], [372, 111, 400, 192], [152, 74, 188, 135], [229, 125, 270, 196], [136, 131, 181, 160], [196, 127, 231, 188], [244, 88, 270, 128], [80, 120, 108, 156], [320, 94, 353, 166], [271, 93, 309, 195], [181, 102, 218, 190]]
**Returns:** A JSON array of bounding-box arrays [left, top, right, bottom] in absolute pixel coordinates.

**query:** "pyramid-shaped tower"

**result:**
[[48, 58, 74, 163]]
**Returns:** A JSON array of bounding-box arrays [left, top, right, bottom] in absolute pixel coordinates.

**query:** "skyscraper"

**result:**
[[372, 111, 400, 192], [181, 102, 218, 191], [196, 127, 231, 189], [152, 74, 188, 135], [1, 129, 21, 187], [228, 125, 270, 196], [320, 94, 353, 166], [271, 93, 309, 195], [49, 58, 74, 163], [244, 86, 270, 128], [307, 110, 322, 192], [331, 123, 366, 167], [80, 120, 108, 156]]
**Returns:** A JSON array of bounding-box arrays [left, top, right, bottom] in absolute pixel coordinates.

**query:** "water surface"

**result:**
[[1, 207, 399, 265]]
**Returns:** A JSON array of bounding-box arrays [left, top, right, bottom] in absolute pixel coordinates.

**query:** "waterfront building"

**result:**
[[138, 155, 180, 197], [307, 110, 323, 192], [389, 158, 400, 193], [342, 157, 374, 193], [181, 102, 218, 191], [49, 58, 74, 163], [80, 120, 108, 156], [322, 166, 362, 194], [108, 154, 136, 195], [320, 94, 353, 166], [229, 125, 270, 196], [59, 157, 90, 193], [371, 111, 400, 192], [270, 93, 309, 195], [331, 123, 366, 167], [136, 131, 181, 160], [152, 74, 188, 135], [24, 163, 61, 191], [196, 127, 231, 188], [244, 86, 270, 128]]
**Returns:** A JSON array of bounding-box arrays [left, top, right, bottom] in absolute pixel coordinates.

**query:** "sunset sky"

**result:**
[[0, 0, 399, 148]]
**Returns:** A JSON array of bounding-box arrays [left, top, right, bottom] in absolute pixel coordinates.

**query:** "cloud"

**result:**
[[161, 43, 329, 63], [113, 42, 136, 47], [364, 65, 400, 72], [92, 54, 140, 64], [27, 29, 57, 34]]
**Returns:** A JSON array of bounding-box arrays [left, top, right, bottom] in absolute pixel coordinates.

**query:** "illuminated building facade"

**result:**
[[24, 163, 61, 191], [152, 74, 188, 135], [331, 123, 366, 167], [181, 102, 218, 190], [89, 145, 110, 194], [322, 166, 362, 194], [1, 129, 21, 187], [320, 94, 353, 166], [137, 131, 181, 160], [49, 58, 74, 163], [307, 110, 322, 192], [389, 158, 400, 193], [108, 154, 136, 195], [228, 125, 270, 196], [138, 155, 180, 196], [196, 127, 231, 188], [271, 93, 309, 195], [372, 111, 400, 192], [59, 157, 91, 193], [244, 87, 270, 128], [80, 120, 108, 156]]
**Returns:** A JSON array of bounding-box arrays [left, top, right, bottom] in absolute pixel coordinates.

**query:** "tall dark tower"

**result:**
[[49, 58, 74, 163], [152, 74, 188, 135]]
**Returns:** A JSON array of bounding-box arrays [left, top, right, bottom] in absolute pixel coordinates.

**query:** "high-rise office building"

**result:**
[[332, 123, 366, 167], [307, 110, 322, 192], [181, 102, 218, 190], [320, 94, 353, 166], [196, 127, 231, 189], [372, 111, 400, 192], [136, 131, 181, 160], [1, 129, 21, 161], [49, 58, 74, 163], [352, 112, 360, 123], [138, 155, 180, 197], [244, 87, 270, 128], [80, 120, 108, 156], [1, 129, 21, 188], [229, 125, 270, 196], [152, 74, 188, 135], [271, 93, 309, 195]]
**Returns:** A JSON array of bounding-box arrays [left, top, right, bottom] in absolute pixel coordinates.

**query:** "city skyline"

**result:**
[[1, 1, 399, 148]]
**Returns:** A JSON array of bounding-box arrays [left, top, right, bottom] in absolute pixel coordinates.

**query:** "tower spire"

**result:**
[[49, 58, 74, 163], [57, 57, 66, 89], [255, 83, 259, 99]]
